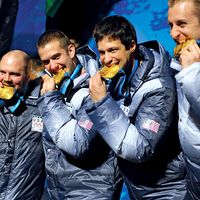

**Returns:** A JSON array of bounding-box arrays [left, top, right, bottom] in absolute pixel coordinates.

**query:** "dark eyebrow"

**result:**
[[10, 72, 21, 76], [51, 53, 61, 59], [99, 47, 118, 53], [0, 70, 21, 76], [177, 19, 187, 24]]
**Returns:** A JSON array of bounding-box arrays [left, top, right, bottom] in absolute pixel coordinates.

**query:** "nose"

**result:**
[[49, 60, 59, 73], [103, 52, 112, 66], [170, 26, 180, 41], [4, 73, 11, 83], [170, 26, 186, 43]]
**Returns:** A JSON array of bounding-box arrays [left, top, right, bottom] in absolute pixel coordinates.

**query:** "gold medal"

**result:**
[[100, 65, 120, 79], [53, 70, 66, 85], [174, 39, 195, 57], [0, 85, 15, 100]]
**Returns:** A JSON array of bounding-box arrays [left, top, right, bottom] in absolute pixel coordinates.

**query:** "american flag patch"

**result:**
[[78, 119, 93, 130], [142, 119, 160, 133]]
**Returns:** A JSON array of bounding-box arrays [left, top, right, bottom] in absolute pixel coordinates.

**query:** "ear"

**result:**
[[67, 44, 76, 58], [130, 40, 136, 53]]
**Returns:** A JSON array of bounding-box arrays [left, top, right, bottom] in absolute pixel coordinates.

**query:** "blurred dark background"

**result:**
[[46, 0, 120, 46], [9, 0, 173, 57]]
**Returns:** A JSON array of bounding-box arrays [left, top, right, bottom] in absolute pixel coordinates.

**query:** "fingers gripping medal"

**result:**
[[173, 39, 200, 60], [53, 70, 66, 87], [45, 64, 82, 96], [44, 68, 66, 89], [52, 69, 73, 96]]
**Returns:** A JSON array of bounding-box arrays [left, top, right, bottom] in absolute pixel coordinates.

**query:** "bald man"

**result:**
[[0, 50, 45, 200]]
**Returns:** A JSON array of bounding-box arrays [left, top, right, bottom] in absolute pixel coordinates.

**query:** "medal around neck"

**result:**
[[0, 85, 15, 100], [100, 64, 120, 79]]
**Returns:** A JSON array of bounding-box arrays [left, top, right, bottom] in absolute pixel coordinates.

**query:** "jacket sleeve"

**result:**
[[87, 87, 176, 163], [176, 62, 200, 120], [37, 91, 97, 158]]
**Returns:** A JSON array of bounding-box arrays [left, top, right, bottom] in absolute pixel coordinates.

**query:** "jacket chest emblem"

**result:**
[[31, 115, 43, 132]]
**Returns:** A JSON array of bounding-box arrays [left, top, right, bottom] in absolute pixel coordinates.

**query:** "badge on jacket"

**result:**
[[31, 115, 43, 132]]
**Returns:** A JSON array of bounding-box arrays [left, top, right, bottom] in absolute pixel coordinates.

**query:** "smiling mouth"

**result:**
[[2, 81, 15, 87]]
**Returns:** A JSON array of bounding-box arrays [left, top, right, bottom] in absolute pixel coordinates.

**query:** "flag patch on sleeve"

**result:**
[[142, 119, 160, 133], [78, 119, 93, 130]]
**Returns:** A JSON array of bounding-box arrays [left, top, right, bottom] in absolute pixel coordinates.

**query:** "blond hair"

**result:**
[[168, 0, 200, 21]]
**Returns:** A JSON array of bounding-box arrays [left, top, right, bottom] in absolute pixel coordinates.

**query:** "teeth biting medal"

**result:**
[[0, 85, 15, 100], [99, 64, 120, 79], [53, 69, 66, 85], [174, 38, 197, 57]]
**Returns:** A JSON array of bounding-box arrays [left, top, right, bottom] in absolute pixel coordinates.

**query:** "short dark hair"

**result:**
[[37, 30, 71, 49], [93, 15, 137, 50]]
